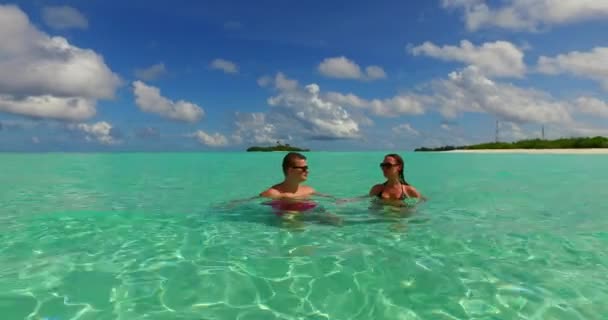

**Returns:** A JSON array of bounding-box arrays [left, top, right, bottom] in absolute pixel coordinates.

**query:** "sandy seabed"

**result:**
[[445, 149, 608, 154]]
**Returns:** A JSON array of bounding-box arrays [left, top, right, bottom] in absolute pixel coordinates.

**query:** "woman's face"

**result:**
[[380, 156, 401, 178]]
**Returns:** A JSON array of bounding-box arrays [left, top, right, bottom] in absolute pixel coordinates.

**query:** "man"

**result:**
[[260, 152, 342, 225], [260, 152, 316, 199]]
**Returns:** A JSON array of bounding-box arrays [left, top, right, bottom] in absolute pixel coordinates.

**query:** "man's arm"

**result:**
[[335, 195, 372, 204], [313, 191, 338, 199], [301, 185, 329, 199], [220, 194, 262, 209], [332, 185, 379, 204], [220, 186, 280, 208]]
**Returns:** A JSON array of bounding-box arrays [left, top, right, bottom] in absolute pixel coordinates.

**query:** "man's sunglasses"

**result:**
[[379, 162, 398, 168], [291, 166, 309, 171]]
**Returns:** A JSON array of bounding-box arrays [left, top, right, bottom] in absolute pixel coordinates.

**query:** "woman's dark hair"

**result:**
[[386, 153, 410, 185]]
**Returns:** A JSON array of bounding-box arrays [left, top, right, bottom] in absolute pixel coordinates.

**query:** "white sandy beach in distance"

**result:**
[[445, 149, 608, 154]]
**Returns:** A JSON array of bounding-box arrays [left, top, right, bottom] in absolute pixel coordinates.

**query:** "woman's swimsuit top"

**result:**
[[376, 182, 409, 200]]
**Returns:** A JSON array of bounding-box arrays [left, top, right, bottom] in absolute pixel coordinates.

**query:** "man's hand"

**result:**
[[335, 195, 370, 204]]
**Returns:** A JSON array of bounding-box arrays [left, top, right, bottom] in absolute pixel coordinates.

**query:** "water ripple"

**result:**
[[2, 153, 608, 319]]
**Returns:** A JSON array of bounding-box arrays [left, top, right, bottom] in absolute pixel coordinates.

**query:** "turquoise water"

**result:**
[[1, 152, 607, 320]]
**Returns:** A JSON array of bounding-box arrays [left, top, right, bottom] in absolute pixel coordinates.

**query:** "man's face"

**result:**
[[287, 158, 308, 182]]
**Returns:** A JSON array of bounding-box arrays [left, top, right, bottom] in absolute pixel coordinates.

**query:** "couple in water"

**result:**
[[259, 152, 425, 222]]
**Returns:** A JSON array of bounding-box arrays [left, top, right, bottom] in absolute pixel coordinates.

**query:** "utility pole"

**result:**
[[542, 125, 545, 140]]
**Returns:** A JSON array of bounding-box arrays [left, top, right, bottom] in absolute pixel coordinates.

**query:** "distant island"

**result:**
[[415, 136, 608, 152], [246, 141, 310, 152]]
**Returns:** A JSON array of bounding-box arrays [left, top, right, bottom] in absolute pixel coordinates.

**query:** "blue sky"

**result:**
[[1, 0, 608, 151]]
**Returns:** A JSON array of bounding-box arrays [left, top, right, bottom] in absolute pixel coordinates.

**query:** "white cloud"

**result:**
[[136, 127, 160, 139], [443, 0, 479, 5], [42, 5, 88, 30], [69, 121, 119, 145], [318, 56, 386, 80], [323, 92, 369, 108], [442, 0, 608, 32], [210, 58, 238, 74], [237, 73, 362, 142], [414, 129, 476, 149], [252, 66, 608, 148], [430, 66, 572, 124], [0, 119, 62, 131], [0, 5, 120, 121], [191, 130, 229, 147], [233, 112, 279, 144], [574, 97, 608, 118], [256, 65, 603, 145], [318, 57, 361, 79], [323, 91, 427, 117], [369, 95, 427, 117], [132, 81, 204, 123], [0, 32, 119, 99], [135, 63, 167, 81], [557, 124, 608, 138], [415, 121, 539, 148], [257, 75, 273, 88], [365, 66, 387, 80], [274, 72, 299, 90], [268, 82, 361, 139], [256, 72, 298, 90], [410, 40, 526, 78], [499, 122, 536, 141], [0, 95, 96, 121], [523, 121, 608, 140], [421, 119, 608, 148], [392, 123, 420, 136], [537, 47, 608, 90]]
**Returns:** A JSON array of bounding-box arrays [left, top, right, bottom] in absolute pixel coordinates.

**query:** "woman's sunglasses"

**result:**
[[379, 162, 398, 169]]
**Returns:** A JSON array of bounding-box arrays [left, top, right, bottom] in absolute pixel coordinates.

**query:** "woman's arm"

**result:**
[[405, 186, 428, 201], [334, 185, 380, 204], [369, 184, 382, 197]]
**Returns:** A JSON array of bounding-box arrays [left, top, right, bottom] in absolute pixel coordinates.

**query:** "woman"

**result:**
[[369, 153, 424, 206], [337, 153, 425, 208]]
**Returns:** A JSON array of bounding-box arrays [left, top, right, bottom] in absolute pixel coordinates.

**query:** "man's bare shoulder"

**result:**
[[260, 185, 282, 198], [300, 185, 316, 194]]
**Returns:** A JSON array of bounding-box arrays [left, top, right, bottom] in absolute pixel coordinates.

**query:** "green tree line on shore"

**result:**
[[246, 141, 310, 152], [415, 136, 608, 152]]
